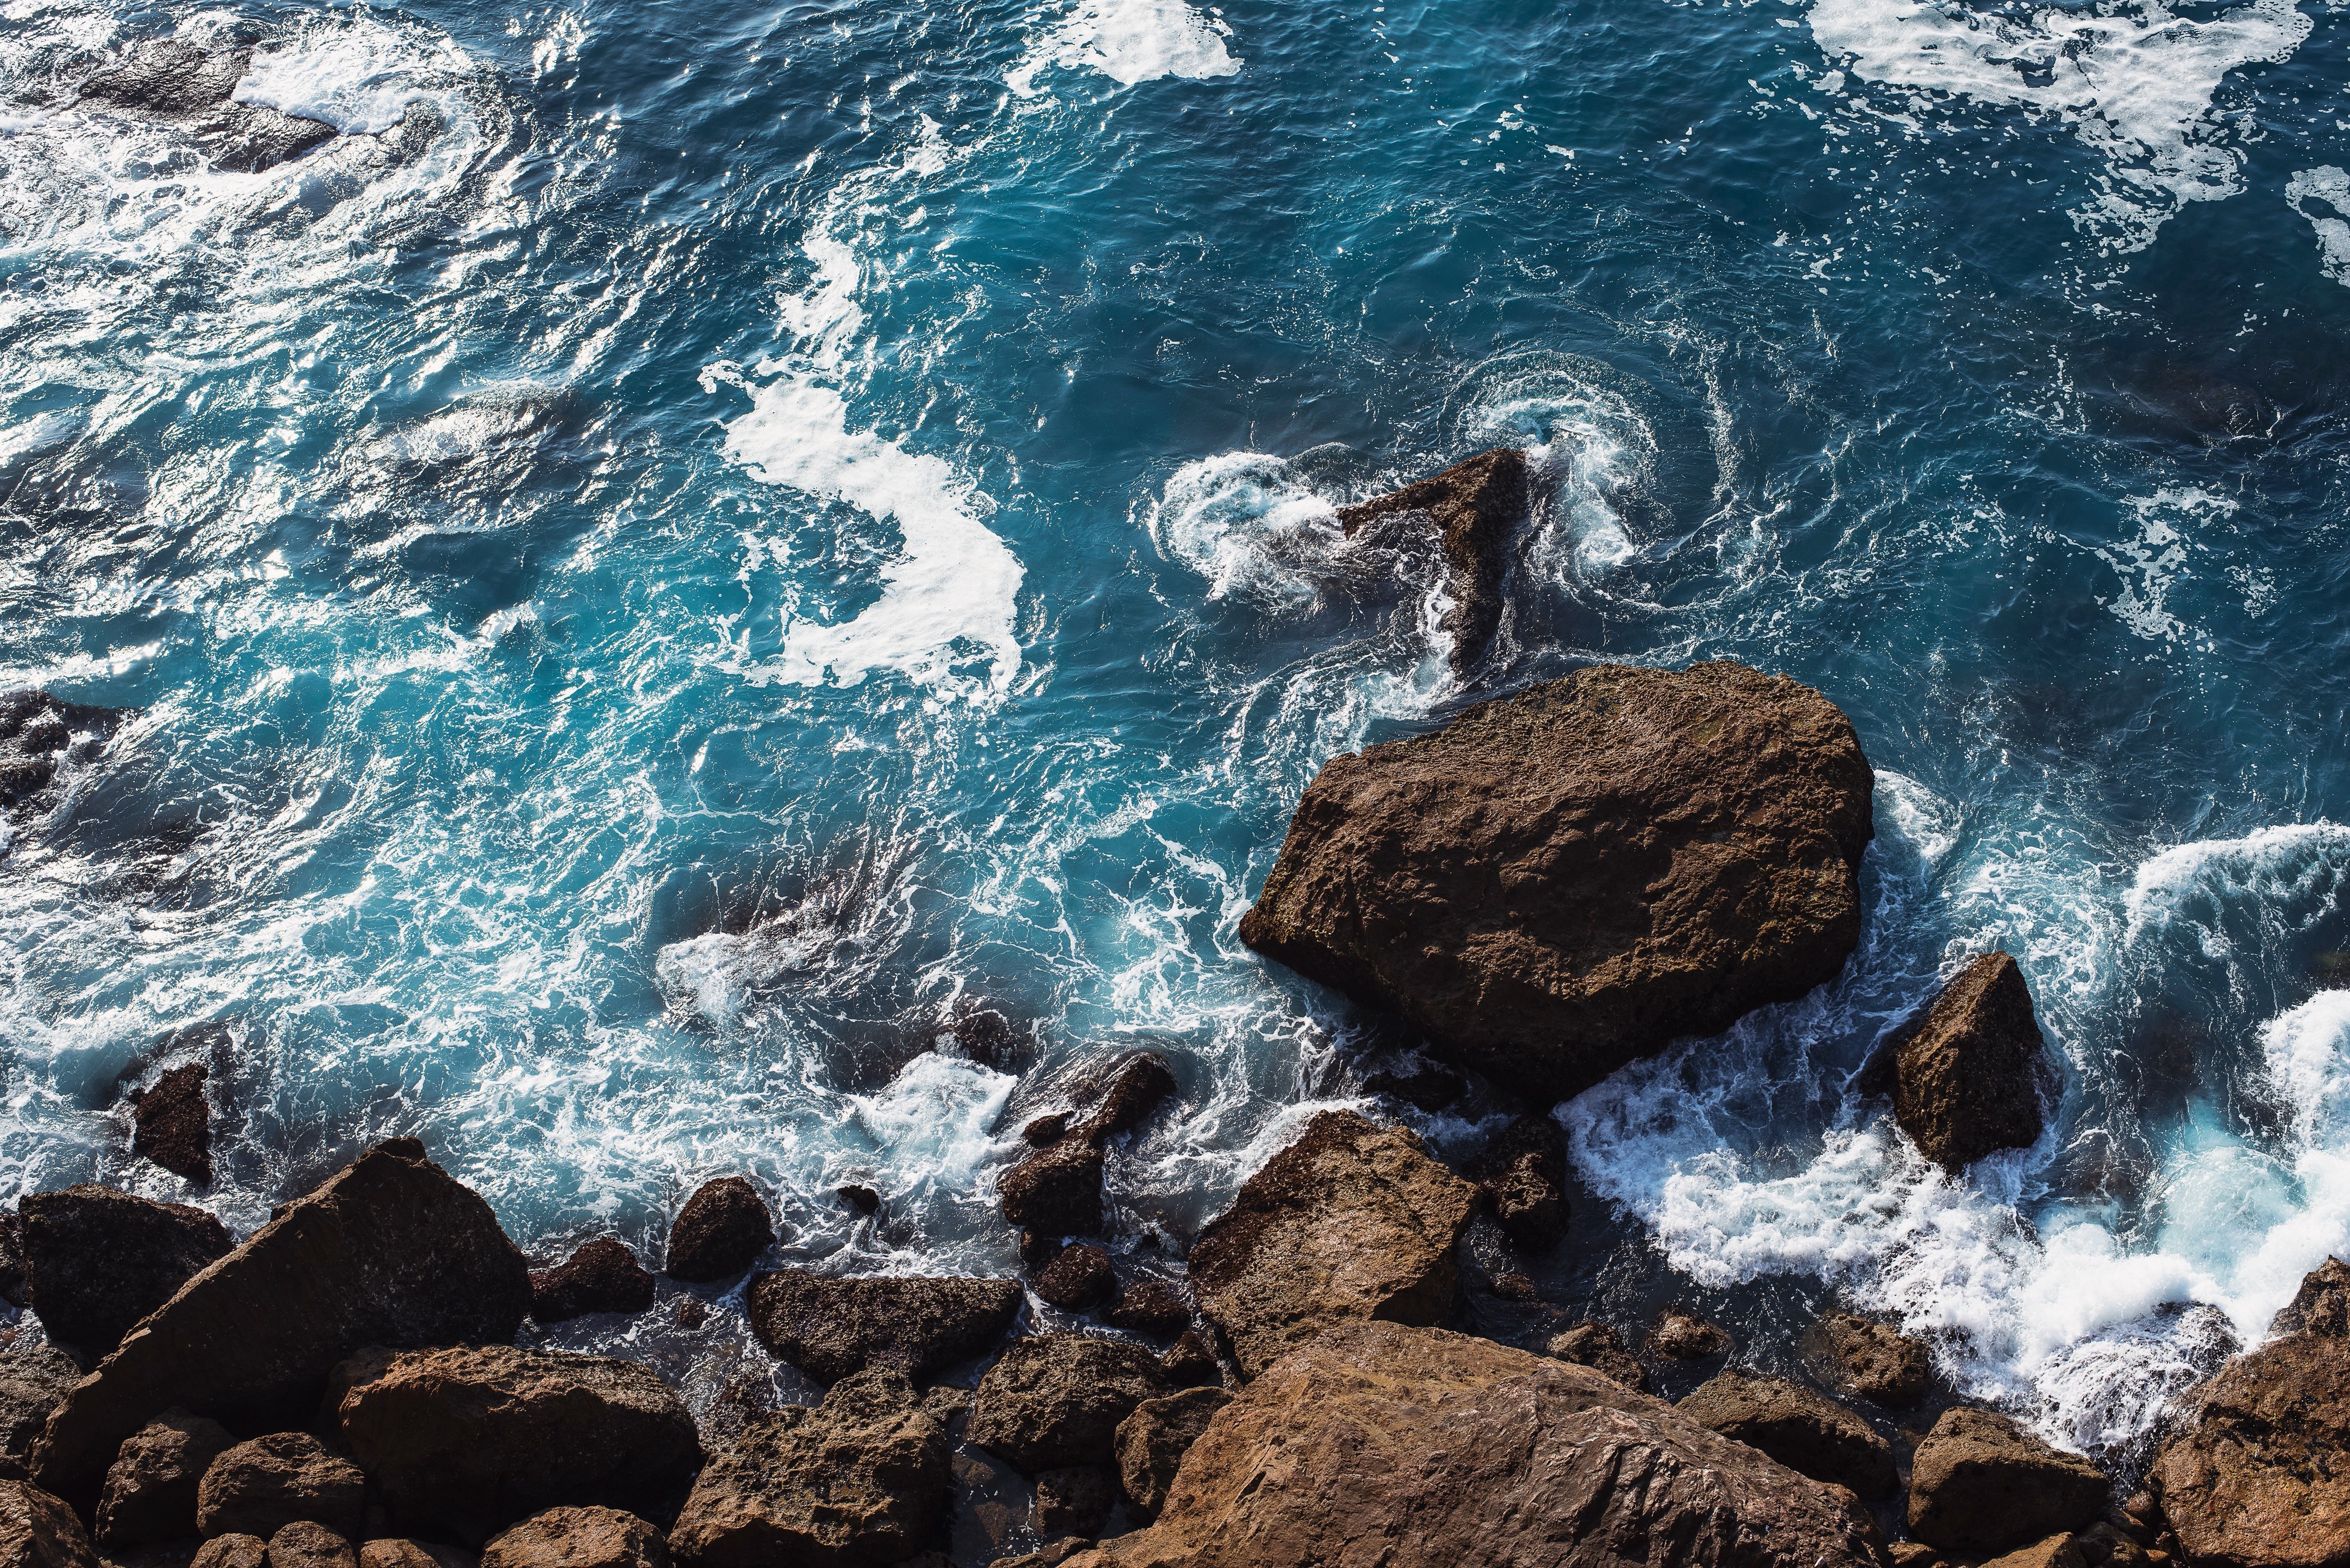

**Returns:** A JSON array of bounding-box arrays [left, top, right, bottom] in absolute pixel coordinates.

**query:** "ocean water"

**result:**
[[7, 0, 2350, 1476]]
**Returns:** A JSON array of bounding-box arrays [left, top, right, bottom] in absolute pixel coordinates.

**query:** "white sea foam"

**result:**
[[230, 15, 465, 135], [2287, 167, 2350, 285], [1805, 0, 2312, 250], [1008, 0, 1242, 95], [2124, 821, 2350, 948], [1876, 770, 1961, 867], [848, 1053, 1017, 1196], [1148, 452, 1343, 607], [2090, 488, 2231, 644]]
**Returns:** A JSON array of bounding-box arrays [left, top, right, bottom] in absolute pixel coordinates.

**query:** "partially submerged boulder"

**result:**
[[1467, 1115, 1568, 1251], [1861, 953, 2052, 1171], [746, 1272, 1022, 1385], [1113, 1388, 1230, 1519], [1542, 1322, 1647, 1393], [1334, 449, 1528, 673], [131, 1064, 214, 1187], [1187, 1112, 1476, 1379], [663, 1180, 773, 1284], [0, 1478, 98, 1568], [1032, 1246, 1112, 1313], [965, 1337, 1175, 1475], [1238, 663, 1874, 1103], [1805, 1311, 1932, 1407], [1908, 1407, 2108, 1556], [529, 1239, 655, 1324], [482, 1507, 667, 1568], [194, 1433, 365, 1540], [21, 1185, 231, 1356], [998, 1056, 1178, 1239], [76, 41, 337, 172], [96, 1409, 234, 1547], [1676, 1371, 1896, 1499], [1063, 1322, 1886, 1568]]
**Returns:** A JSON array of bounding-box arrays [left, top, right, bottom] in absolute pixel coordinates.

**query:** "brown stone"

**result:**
[[1542, 1322, 1647, 1392], [195, 1434, 365, 1541], [265, 1523, 355, 1568], [1908, 1407, 2108, 1556], [2268, 1254, 2350, 1339], [1676, 1370, 1896, 1498], [966, 1337, 1174, 1475], [1061, 1321, 1885, 1568], [355, 1543, 470, 1568], [744, 1272, 1021, 1385], [1186, 1113, 1476, 1379], [1021, 1116, 1070, 1149], [1805, 1311, 1932, 1406], [528, 1241, 654, 1325], [1982, 1538, 2086, 1568], [479, 1508, 665, 1568], [1032, 1248, 1112, 1313], [1467, 1115, 1568, 1251], [1033, 1469, 1114, 1540], [663, 1181, 772, 1284], [131, 1066, 212, 1187], [1113, 1389, 1229, 1518], [0, 1479, 97, 1568], [96, 1409, 234, 1547], [192, 1537, 267, 1568], [0, 1353, 79, 1482], [1647, 1309, 1731, 1361], [1156, 1335, 1220, 1390], [1862, 953, 2051, 1171], [21, 1187, 231, 1357], [997, 1056, 1178, 1239], [1237, 663, 1874, 1103], [1333, 449, 1528, 672], [1105, 1282, 1189, 1336]]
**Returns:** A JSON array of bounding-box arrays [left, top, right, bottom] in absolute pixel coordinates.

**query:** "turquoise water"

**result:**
[[8, 0, 2350, 1461]]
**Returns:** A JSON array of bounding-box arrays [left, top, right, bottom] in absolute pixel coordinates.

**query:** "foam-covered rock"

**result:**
[[997, 1056, 1178, 1239], [75, 42, 336, 172]]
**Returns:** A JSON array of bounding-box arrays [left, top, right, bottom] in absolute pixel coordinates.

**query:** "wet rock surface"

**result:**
[[528, 1240, 655, 1325], [1186, 1111, 1476, 1379], [1805, 1312, 1933, 1407], [1031, 1247, 1111, 1313], [1333, 448, 1528, 673], [1861, 952, 2051, 1171], [1466, 1115, 1568, 1251], [97, 1409, 235, 1548], [0, 692, 121, 822], [1104, 1282, 1189, 1337], [1907, 1406, 2108, 1556], [663, 1180, 773, 1284], [1238, 662, 1874, 1103], [997, 1056, 1177, 1240], [746, 1271, 1022, 1385], [131, 1066, 213, 1187], [0, 1478, 98, 1568], [966, 1336, 1175, 1475], [1676, 1370, 1897, 1499], [1542, 1322, 1648, 1392], [1031, 1468, 1113, 1541], [481, 1507, 666, 1568], [1646, 1308, 1731, 1362], [1113, 1388, 1229, 1519], [75, 42, 337, 172], [194, 1433, 366, 1541]]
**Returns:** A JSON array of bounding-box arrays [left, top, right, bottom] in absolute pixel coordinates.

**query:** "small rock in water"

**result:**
[[1106, 1280, 1190, 1335], [1804, 1310, 1933, 1407], [96, 1408, 234, 1547], [967, 1335, 1175, 1475], [1543, 1322, 1648, 1392], [22, 1185, 233, 1357], [131, 1064, 213, 1186], [529, 1238, 655, 1325], [265, 1522, 357, 1568], [1032, 1245, 1112, 1312], [479, 1506, 667, 1568], [75, 41, 338, 173], [1360, 1058, 1467, 1115], [1334, 448, 1530, 673], [949, 1007, 1019, 1069], [997, 1054, 1178, 1239], [1488, 1272, 1537, 1302], [664, 1178, 774, 1283], [1646, 1309, 1732, 1362], [837, 1184, 881, 1215], [1676, 1370, 1897, 1499], [1114, 1387, 1230, 1519], [1468, 1115, 1569, 1251], [1861, 952, 2053, 1171], [196, 1433, 366, 1541], [1032, 1466, 1115, 1539], [1908, 1407, 2109, 1555], [746, 1271, 1022, 1385]]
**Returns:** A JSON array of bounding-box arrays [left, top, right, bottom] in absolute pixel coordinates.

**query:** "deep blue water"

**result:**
[[7, 0, 2350, 1464]]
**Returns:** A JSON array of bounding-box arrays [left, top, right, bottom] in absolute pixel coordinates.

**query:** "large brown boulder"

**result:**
[[1238, 663, 1874, 1103], [131, 1065, 213, 1186], [1334, 449, 1528, 673], [1676, 1371, 1896, 1498], [482, 1507, 667, 1568], [746, 1272, 1022, 1385], [332, 1346, 699, 1545], [1114, 1389, 1230, 1518], [32, 1140, 532, 1509], [529, 1240, 655, 1324], [2147, 1257, 2350, 1568], [194, 1433, 366, 1540], [997, 1056, 1178, 1239], [1907, 1407, 2108, 1555], [1803, 1312, 1932, 1407], [1062, 1321, 1885, 1568], [663, 1180, 773, 1284], [21, 1186, 232, 1356], [965, 1337, 1175, 1475], [1861, 953, 2051, 1171], [667, 1367, 946, 1567], [0, 1480, 97, 1568], [1187, 1113, 1476, 1379], [96, 1409, 234, 1547]]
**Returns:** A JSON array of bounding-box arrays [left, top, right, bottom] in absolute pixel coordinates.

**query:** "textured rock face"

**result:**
[[667, 1368, 947, 1567], [1334, 449, 1528, 673], [1647, 1309, 1731, 1362], [482, 1507, 668, 1568], [0, 1480, 98, 1568], [1032, 1246, 1112, 1312], [194, 1534, 268, 1568], [1805, 1312, 1932, 1407], [746, 1272, 1022, 1385], [96, 1409, 235, 1547], [1676, 1371, 1896, 1498], [34, 1140, 533, 1508], [75, 42, 337, 172], [1114, 1389, 1230, 1518], [1908, 1407, 2108, 1555], [1187, 1113, 1476, 1379], [132, 1065, 213, 1186], [1543, 1322, 1648, 1392], [2149, 1258, 2350, 1568], [21, 1185, 233, 1356], [0, 1353, 80, 1482], [333, 1346, 700, 1545], [357, 1542, 470, 1568], [664, 1181, 773, 1284], [0, 693, 120, 819], [1238, 663, 1875, 1103], [1064, 1322, 1886, 1568], [966, 1337, 1175, 1476], [1982, 1539, 2086, 1568], [1033, 1467, 1115, 1539], [264, 1522, 355, 1568], [997, 1056, 1178, 1239], [1864, 953, 2050, 1171], [530, 1240, 655, 1324], [1467, 1115, 1568, 1251], [1106, 1282, 1189, 1337], [195, 1433, 366, 1540]]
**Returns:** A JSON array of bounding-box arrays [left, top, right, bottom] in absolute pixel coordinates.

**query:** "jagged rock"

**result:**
[[0, 1479, 97, 1568], [355, 1543, 470, 1568], [1033, 1469, 1114, 1539], [1676, 1371, 1896, 1498], [1238, 663, 1874, 1103], [663, 1180, 773, 1284], [480, 1508, 665, 1568], [745, 1272, 1022, 1384], [1543, 1322, 1648, 1392], [32, 1140, 532, 1509], [2148, 1257, 2350, 1568], [667, 1368, 946, 1566], [1021, 1116, 1070, 1149], [837, 1185, 881, 1216], [966, 1337, 1174, 1475], [1105, 1282, 1189, 1336], [1861, 953, 2052, 1171], [529, 1240, 655, 1325], [96, 1409, 235, 1547], [1983, 1538, 2086, 1568], [264, 1523, 355, 1568], [1187, 1112, 1477, 1379], [131, 1066, 213, 1187], [1467, 1115, 1568, 1251], [332, 1346, 699, 1545], [1908, 1407, 2108, 1556], [0, 692, 121, 818], [0, 1351, 80, 1482], [1082, 1056, 1178, 1143], [75, 42, 336, 172], [1646, 1309, 1731, 1361], [1032, 1247, 1112, 1313], [1805, 1311, 1932, 1406], [193, 1536, 267, 1568], [0, 1217, 24, 1307], [1061, 1321, 1886, 1568], [1489, 1272, 1536, 1301], [1113, 1389, 1229, 1519], [998, 1057, 1177, 1238], [1334, 449, 1528, 672], [987, 1547, 1083, 1568], [1156, 1334, 1220, 1389], [194, 1434, 365, 1541], [21, 1186, 231, 1356]]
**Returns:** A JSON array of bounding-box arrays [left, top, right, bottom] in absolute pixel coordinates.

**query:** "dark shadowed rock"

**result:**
[[1647, 1309, 1731, 1362], [1188, 1112, 1476, 1379], [0, 692, 122, 821], [481, 1508, 665, 1568], [1861, 953, 2051, 1171], [1677, 1370, 1896, 1498], [1021, 1116, 1070, 1149], [96, 1409, 234, 1547], [529, 1240, 655, 1325], [746, 1272, 1022, 1386], [1238, 663, 1874, 1104], [33, 1140, 532, 1509], [194, 1433, 365, 1540], [966, 1337, 1174, 1476], [333, 1346, 699, 1545], [664, 1180, 773, 1284], [1157, 1334, 1220, 1390], [0, 1351, 79, 1482], [1908, 1407, 2107, 1555], [838, 1185, 881, 1216], [192, 1534, 267, 1568], [0, 1217, 24, 1308], [1542, 1322, 1647, 1393], [1063, 1322, 1886, 1568], [356, 1541, 470, 1568], [1106, 1282, 1189, 1336], [1113, 1389, 1229, 1519], [264, 1523, 354, 1568], [21, 1187, 230, 1357], [0, 1479, 97, 1568], [1805, 1311, 1932, 1407], [131, 1066, 212, 1187], [998, 1056, 1178, 1239], [75, 42, 336, 173], [1467, 1115, 1567, 1251], [1032, 1247, 1112, 1313], [1033, 1469, 1114, 1540], [1081, 1056, 1178, 1143], [1334, 449, 1528, 673], [667, 1368, 946, 1567], [1359, 1061, 1465, 1115]]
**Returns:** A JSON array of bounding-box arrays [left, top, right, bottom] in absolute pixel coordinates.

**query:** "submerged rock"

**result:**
[[1187, 1112, 1477, 1379], [529, 1239, 655, 1324], [1907, 1407, 2108, 1556], [76, 42, 337, 173], [1113, 1388, 1229, 1519], [96, 1409, 234, 1547], [481, 1507, 667, 1568], [997, 1055, 1178, 1240], [1467, 1115, 1568, 1251], [1238, 662, 1874, 1104], [21, 1185, 232, 1356], [131, 1065, 213, 1187], [663, 1180, 773, 1284], [1542, 1322, 1647, 1392], [1676, 1371, 1897, 1499], [0, 692, 121, 820], [1861, 952, 2052, 1171], [1805, 1311, 1932, 1407], [1062, 1321, 1886, 1568], [746, 1271, 1022, 1386], [194, 1433, 366, 1541], [0, 1478, 99, 1568], [966, 1336, 1175, 1476], [1334, 449, 1529, 673]]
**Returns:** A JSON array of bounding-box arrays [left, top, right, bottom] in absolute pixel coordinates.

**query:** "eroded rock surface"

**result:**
[[0, 1352, 80, 1482], [1238, 662, 1874, 1102], [1908, 1407, 2107, 1556], [1466, 1115, 1567, 1251], [1032, 1247, 1112, 1313], [194, 1433, 365, 1541], [746, 1272, 1021, 1386], [131, 1065, 213, 1187], [529, 1240, 655, 1325], [96, 1409, 234, 1547], [1542, 1322, 1647, 1392], [0, 1479, 97, 1568], [481, 1507, 667, 1568], [21, 1186, 231, 1356], [1646, 1308, 1730, 1362], [1805, 1312, 1932, 1407], [264, 1522, 355, 1568], [664, 1180, 773, 1284], [1862, 953, 2051, 1171], [966, 1337, 1174, 1476], [1676, 1371, 1896, 1499], [1113, 1389, 1230, 1519], [1334, 449, 1528, 673], [76, 42, 337, 172]]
